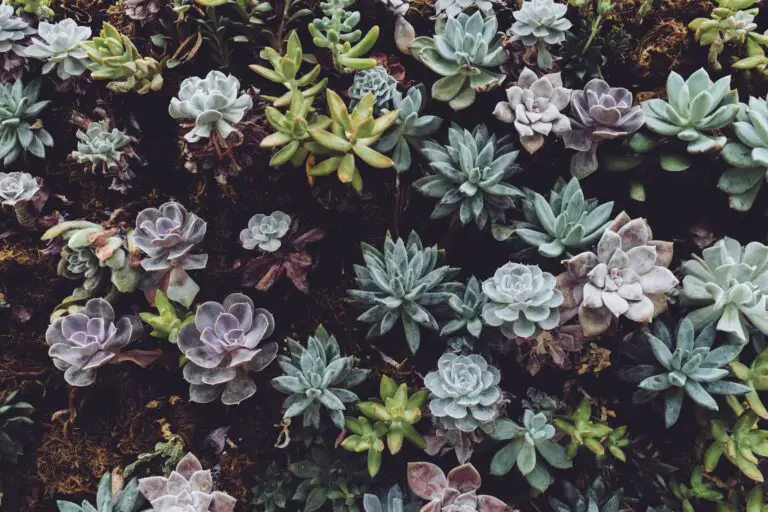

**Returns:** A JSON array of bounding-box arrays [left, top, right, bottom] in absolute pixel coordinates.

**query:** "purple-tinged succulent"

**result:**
[[177, 293, 277, 405], [407, 462, 511, 512], [138, 452, 236, 512], [133, 201, 208, 308], [563, 79, 645, 179]]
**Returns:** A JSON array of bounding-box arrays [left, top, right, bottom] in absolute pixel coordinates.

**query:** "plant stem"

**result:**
[[580, 14, 602, 57], [13, 201, 35, 230]]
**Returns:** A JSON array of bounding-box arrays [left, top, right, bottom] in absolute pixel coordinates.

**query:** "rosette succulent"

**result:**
[[272, 324, 369, 429], [434, 0, 502, 17], [704, 408, 768, 482], [414, 124, 523, 230], [442, 276, 486, 338], [425, 353, 503, 433], [23, 19, 91, 80], [0, 79, 52, 165], [410, 11, 507, 110], [0, 170, 38, 228], [169, 71, 253, 143], [123, 0, 163, 24], [70, 120, 131, 173], [261, 91, 331, 168], [407, 462, 509, 512], [139, 452, 236, 512], [57, 472, 145, 512], [347, 231, 461, 353], [363, 486, 405, 512], [349, 66, 398, 112], [509, 0, 572, 70], [642, 68, 740, 153], [549, 478, 623, 512], [559, 212, 678, 336], [563, 79, 645, 179], [680, 237, 768, 342], [177, 293, 278, 405], [45, 298, 146, 387], [240, 211, 292, 252], [481, 262, 563, 339], [493, 68, 572, 154], [0, 4, 34, 75]]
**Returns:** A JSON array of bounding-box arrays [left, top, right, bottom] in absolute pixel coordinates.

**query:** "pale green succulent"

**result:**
[[261, 92, 331, 167], [349, 66, 398, 112], [410, 11, 507, 110], [509, 0, 573, 70], [363, 486, 405, 512], [642, 68, 740, 153], [414, 124, 523, 230], [70, 120, 131, 172], [0, 79, 52, 165], [56, 472, 145, 512], [308, 0, 380, 74], [705, 407, 768, 482], [23, 19, 91, 80]]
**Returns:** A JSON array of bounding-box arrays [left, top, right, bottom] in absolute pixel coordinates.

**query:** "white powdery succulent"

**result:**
[[434, 0, 501, 17], [0, 171, 38, 205], [510, 0, 571, 46], [240, 211, 292, 252], [0, 4, 34, 55], [23, 19, 91, 80]]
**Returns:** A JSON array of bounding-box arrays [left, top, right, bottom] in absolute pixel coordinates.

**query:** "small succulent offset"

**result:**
[[0, 79, 52, 165], [442, 276, 486, 338], [363, 486, 406, 512], [57, 472, 145, 512], [240, 211, 292, 252], [414, 124, 523, 230], [435, 0, 502, 17], [563, 79, 645, 179], [308, 0, 380, 74], [729, 347, 768, 418], [410, 11, 507, 110], [341, 415, 389, 477], [139, 452, 236, 512], [250, 462, 292, 512], [667, 466, 724, 512], [347, 231, 461, 354], [272, 324, 369, 429], [549, 477, 623, 512], [509, 0, 573, 70], [139, 290, 194, 344], [81, 23, 163, 94], [0, 171, 39, 229], [70, 120, 132, 177], [407, 462, 509, 512], [680, 237, 768, 342], [0, 389, 33, 464], [704, 407, 768, 482], [177, 293, 278, 405], [262, 93, 332, 167], [425, 353, 503, 433], [490, 410, 572, 491], [482, 262, 563, 339], [169, 70, 254, 144], [23, 19, 91, 80], [553, 398, 629, 463], [133, 201, 208, 308], [642, 68, 740, 153], [558, 212, 678, 336], [493, 68, 572, 155], [349, 66, 398, 112], [375, 83, 443, 174]]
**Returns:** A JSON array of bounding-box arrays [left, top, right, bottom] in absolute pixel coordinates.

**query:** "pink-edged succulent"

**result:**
[[407, 462, 512, 512], [138, 452, 236, 512], [558, 212, 678, 336]]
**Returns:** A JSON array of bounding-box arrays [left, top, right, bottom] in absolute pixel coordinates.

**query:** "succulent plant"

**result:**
[[508, 177, 614, 258], [490, 410, 572, 491], [563, 79, 645, 178], [45, 298, 155, 387], [558, 212, 678, 336], [123, 0, 164, 23], [729, 347, 768, 418], [379, 0, 410, 15], [23, 19, 91, 80], [363, 486, 405, 512], [177, 293, 277, 405], [414, 124, 523, 229], [442, 276, 486, 338], [704, 407, 768, 482], [289, 447, 367, 512], [139, 452, 236, 511], [139, 290, 194, 344], [308, 0, 380, 73], [169, 70, 253, 144], [493, 68, 572, 154], [0, 4, 33, 76], [5, 0, 53, 19], [81, 23, 163, 94], [57, 472, 146, 512], [0, 79, 52, 165], [347, 231, 461, 354], [0, 170, 39, 229], [240, 211, 292, 252], [349, 66, 398, 112], [262, 92, 332, 167], [509, 0, 573, 70], [375, 83, 443, 173], [718, 95, 768, 211], [133, 201, 208, 308], [0, 389, 33, 464], [410, 11, 507, 110], [481, 262, 563, 339], [553, 398, 629, 463], [341, 415, 388, 477], [272, 324, 369, 429], [642, 69, 740, 153], [549, 477, 623, 512], [667, 466, 725, 512], [407, 462, 509, 512], [680, 237, 768, 342], [434, 0, 501, 17], [250, 462, 292, 512], [306, 90, 398, 192], [555, 14, 606, 88], [70, 120, 132, 176]]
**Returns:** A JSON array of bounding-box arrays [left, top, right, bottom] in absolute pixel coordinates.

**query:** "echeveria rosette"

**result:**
[[680, 237, 768, 342], [0, 170, 38, 205], [425, 353, 502, 433], [0, 79, 52, 165], [0, 3, 33, 77], [177, 293, 278, 405], [407, 462, 509, 512], [493, 68, 572, 154], [563, 79, 645, 179], [442, 276, 486, 338], [509, 0, 572, 70], [558, 213, 678, 336], [410, 11, 507, 111], [70, 120, 131, 172], [240, 211, 291, 252], [23, 19, 91, 80], [133, 201, 208, 308], [642, 68, 740, 153], [482, 263, 563, 339], [363, 485, 406, 512], [348, 66, 399, 112], [434, 0, 502, 18]]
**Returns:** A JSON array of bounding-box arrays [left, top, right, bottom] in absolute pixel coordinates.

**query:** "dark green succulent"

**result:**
[[250, 462, 293, 512], [289, 447, 367, 512], [549, 477, 623, 512], [0, 389, 33, 464]]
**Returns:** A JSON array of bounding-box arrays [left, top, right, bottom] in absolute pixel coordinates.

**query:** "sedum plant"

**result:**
[[363, 486, 405, 512], [0, 171, 39, 229], [729, 347, 768, 418], [308, 0, 380, 74], [57, 472, 145, 512], [549, 477, 623, 512], [262, 92, 331, 167], [375, 83, 443, 174], [0, 389, 33, 464], [306, 90, 398, 193], [493, 68, 572, 155], [642, 68, 740, 154], [24, 19, 91, 80], [680, 237, 768, 342], [272, 324, 369, 429], [509, 0, 573, 70], [177, 293, 278, 405], [347, 231, 460, 354], [81, 23, 163, 94], [0, 79, 52, 165], [704, 406, 768, 482], [139, 290, 194, 344], [442, 276, 486, 338], [410, 11, 507, 110], [407, 462, 509, 511], [414, 123, 523, 230], [349, 66, 398, 112], [554, 398, 629, 463], [240, 211, 292, 252]]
